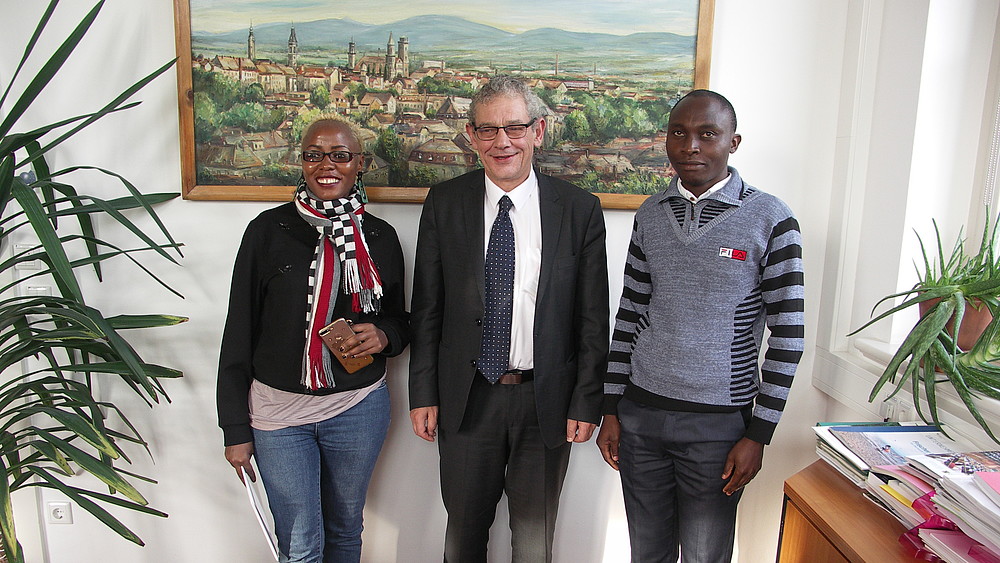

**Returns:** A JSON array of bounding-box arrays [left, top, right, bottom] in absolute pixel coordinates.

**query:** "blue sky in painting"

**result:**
[[191, 0, 699, 36]]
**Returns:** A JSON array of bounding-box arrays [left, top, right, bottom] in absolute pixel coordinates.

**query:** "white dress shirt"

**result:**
[[483, 170, 541, 371]]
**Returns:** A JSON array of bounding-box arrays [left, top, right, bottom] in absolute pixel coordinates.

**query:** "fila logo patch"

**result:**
[[719, 247, 747, 261]]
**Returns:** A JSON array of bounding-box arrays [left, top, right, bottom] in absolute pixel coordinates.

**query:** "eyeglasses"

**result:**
[[302, 150, 362, 163], [472, 118, 537, 141]]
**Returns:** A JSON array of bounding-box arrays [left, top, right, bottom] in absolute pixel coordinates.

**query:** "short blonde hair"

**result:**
[[301, 114, 363, 150]]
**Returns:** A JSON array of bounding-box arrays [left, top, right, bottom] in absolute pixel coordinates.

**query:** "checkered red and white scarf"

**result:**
[[294, 177, 382, 389]]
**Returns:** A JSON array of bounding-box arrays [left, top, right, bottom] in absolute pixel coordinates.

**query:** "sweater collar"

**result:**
[[654, 166, 745, 207]]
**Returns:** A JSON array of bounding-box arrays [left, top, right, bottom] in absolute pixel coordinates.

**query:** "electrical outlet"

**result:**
[[12, 243, 41, 271], [25, 285, 52, 297], [895, 401, 916, 422], [46, 501, 72, 524], [879, 398, 897, 421]]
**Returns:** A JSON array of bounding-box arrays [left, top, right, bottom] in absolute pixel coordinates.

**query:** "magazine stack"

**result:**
[[814, 422, 1000, 562], [812, 423, 970, 487], [904, 451, 1000, 563]]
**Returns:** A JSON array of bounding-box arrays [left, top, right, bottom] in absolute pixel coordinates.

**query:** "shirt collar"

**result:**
[[651, 167, 746, 208], [485, 168, 538, 211], [677, 173, 731, 203]]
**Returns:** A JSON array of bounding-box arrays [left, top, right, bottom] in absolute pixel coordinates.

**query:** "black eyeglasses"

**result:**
[[302, 150, 362, 163], [472, 118, 537, 141]]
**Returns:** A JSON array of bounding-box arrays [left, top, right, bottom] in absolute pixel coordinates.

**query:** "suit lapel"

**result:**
[[536, 173, 564, 308], [463, 170, 487, 303]]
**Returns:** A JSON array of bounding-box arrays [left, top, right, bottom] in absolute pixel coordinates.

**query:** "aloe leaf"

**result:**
[[886, 354, 921, 400], [868, 299, 955, 400], [849, 286, 959, 336], [923, 347, 944, 428], [959, 278, 1000, 296], [932, 341, 1000, 443], [949, 293, 965, 356], [963, 370, 1000, 400]]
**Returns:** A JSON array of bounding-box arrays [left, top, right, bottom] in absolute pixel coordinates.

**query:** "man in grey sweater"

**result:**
[[596, 90, 804, 562]]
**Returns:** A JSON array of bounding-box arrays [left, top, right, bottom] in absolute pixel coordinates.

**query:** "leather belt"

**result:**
[[497, 369, 533, 385]]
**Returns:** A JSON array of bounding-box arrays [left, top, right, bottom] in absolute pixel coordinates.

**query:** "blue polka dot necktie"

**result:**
[[479, 195, 515, 384]]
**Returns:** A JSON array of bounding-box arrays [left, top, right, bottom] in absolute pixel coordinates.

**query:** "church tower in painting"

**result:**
[[384, 33, 396, 81], [247, 23, 255, 61], [398, 35, 409, 75], [287, 26, 299, 66]]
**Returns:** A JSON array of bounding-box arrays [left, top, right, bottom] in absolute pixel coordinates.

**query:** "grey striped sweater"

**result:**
[[604, 167, 804, 444]]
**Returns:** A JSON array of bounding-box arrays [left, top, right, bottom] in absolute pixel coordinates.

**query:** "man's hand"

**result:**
[[410, 406, 439, 442], [721, 437, 764, 495], [225, 442, 256, 484], [566, 419, 596, 443], [596, 415, 621, 470]]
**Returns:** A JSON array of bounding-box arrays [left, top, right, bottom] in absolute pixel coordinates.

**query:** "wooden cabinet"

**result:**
[[776, 460, 922, 562]]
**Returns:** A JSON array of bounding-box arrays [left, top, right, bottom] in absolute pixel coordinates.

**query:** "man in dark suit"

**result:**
[[409, 75, 609, 562]]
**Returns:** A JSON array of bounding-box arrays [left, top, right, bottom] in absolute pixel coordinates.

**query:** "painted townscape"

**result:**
[[189, 7, 699, 194]]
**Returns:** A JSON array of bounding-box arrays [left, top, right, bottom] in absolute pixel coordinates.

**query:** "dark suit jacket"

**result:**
[[408, 169, 609, 449]]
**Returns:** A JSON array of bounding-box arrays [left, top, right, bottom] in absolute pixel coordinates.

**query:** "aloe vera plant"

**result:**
[[849, 214, 1000, 443], [0, 1, 185, 560]]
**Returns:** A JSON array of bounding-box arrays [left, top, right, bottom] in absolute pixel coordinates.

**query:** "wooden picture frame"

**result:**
[[173, 0, 714, 209]]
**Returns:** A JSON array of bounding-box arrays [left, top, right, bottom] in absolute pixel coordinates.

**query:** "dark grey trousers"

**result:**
[[618, 398, 749, 563], [438, 375, 571, 563]]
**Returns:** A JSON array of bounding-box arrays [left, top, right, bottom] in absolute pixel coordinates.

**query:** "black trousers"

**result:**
[[618, 398, 748, 563], [438, 375, 571, 563]]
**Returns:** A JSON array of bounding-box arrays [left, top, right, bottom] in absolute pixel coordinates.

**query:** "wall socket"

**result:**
[[46, 501, 73, 524], [879, 397, 917, 422]]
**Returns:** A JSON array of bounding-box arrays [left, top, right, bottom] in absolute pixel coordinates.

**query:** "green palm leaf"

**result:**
[[0, 1, 104, 138], [27, 467, 147, 546], [0, 1, 181, 554]]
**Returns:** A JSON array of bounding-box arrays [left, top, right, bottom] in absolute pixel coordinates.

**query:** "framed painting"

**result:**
[[173, 0, 715, 209]]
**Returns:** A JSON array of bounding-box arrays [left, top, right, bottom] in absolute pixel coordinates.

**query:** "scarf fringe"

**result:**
[[343, 215, 383, 313]]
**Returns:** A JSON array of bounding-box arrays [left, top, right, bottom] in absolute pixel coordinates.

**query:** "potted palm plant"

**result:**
[[849, 213, 1000, 443], [0, 1, 185, 561]]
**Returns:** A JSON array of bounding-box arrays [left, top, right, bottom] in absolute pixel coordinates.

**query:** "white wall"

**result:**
[[0, 0, 972, 561]]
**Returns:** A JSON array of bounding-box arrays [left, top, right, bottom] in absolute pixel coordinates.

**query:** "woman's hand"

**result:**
[[225, 442, 256, 484], [338, 322, 388, 357]]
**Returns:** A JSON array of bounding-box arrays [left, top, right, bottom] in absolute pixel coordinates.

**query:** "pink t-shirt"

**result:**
[[249, 376, 385, 431]]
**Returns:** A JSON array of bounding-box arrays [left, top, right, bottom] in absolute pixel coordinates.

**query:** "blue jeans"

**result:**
[[252, 383, 390, 563]]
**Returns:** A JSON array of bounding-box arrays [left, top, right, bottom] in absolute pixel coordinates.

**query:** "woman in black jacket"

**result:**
[[217, 117, 409, 563]]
